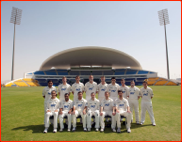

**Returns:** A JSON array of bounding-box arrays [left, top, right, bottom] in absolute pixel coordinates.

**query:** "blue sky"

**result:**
[[1, 1, 181, 81]]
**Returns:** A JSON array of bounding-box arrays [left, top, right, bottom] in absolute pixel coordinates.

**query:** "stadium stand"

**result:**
[[126, 70, 138, 75], [34, 71, 45, 75], [138, 70, 149, 74], [145, 77, 178, 86]]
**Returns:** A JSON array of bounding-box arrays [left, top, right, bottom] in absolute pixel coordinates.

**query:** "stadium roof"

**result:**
[[39, 46, 142, 70]]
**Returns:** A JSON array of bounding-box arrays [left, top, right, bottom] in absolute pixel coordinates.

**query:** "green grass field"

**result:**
[[1, 86, 181, 141]]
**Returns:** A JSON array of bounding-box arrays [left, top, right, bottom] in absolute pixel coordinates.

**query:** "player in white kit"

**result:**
[[107, 77, 120, 101], [100, 91, 115, 132], [97, 76, 108, 102], [114, 90, 132, 133], [43, 90, 60, 133], [85, 75, 97, 101], [119, 79, 129, 99], [140, 81, 156, 126], [71, 76, 84, 101], [127, 80, 140, 124], [71, 91, 87, 131], [86, 92, 100, 131], [58, 76, 71, 102], [42, 80, 57, 123], [59, 93, 73, 132]]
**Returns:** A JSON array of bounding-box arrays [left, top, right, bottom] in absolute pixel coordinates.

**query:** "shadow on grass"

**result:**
[[11, 122, 153, 134], [11, 123, 89, 133]]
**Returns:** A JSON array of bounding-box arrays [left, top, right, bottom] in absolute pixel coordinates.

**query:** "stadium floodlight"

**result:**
[[158, 9, 170, 79], [10, 7, 22, 80]]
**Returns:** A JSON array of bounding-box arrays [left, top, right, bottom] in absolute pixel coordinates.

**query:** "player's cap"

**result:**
[[111, 77, 116, 80]]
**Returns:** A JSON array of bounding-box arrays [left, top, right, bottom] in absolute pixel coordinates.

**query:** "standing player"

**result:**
[[97, 76, 108, 102], [43, 90, 60, 133], [128, 80, 140, 124], [58, 76, 71, 102], [119, 79, 129, 99], [114, 90, 132, 133], [100, 91, 115, 132], [107, 77, 120, 101], [71, 76, 84, 101], [140, 81, 156, 126], [86, 92, 100, 132], [85, 75, 97, 101], [59, 93, 73, 132], [71, 91, 87, 131], [42, 80, 57, 123]]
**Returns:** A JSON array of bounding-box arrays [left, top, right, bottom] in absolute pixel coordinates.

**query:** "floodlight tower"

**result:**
[[10, 7, 22, 80], [158, 9, 170, 79]]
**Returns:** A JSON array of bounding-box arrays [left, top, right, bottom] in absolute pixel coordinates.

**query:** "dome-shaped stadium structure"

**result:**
[[5, 46, 178, 87], [39, 46, 142, 70]]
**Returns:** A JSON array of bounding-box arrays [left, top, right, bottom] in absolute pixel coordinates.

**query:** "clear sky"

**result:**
[[1, 1, 181, 82]]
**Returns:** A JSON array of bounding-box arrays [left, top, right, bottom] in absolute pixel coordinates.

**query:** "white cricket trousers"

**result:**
[[141, 101, 155, 123], [100, 111, 115, 129], [44, 102, 47, 123], [115, 110, 132, 129], [59, 111, 71, 129], [45, 111, 58, 129], [72, 110, 87, 128], [87, 110, 100, 129], [128, 100, 139, 122]]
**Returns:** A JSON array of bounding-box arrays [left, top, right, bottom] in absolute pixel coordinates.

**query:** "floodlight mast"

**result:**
[[10, 7, 22, 80], [158, 9, 170, 79]]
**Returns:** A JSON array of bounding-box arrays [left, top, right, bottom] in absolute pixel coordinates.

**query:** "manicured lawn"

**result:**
[[1, 86, 181, 141]]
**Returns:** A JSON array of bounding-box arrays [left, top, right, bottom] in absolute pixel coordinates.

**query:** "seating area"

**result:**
[[14, 81, 28, 87], [145, 77, 178, 86], [5, 78, 40, 87]]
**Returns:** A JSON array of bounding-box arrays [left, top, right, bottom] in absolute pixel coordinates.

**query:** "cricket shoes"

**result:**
[[140, 122, 144, 125], [67, 129, 70, 132], [84, 127, 87, 132], [53, 129, 57, 133], [72, 127, 76, 132], [87, 128, 91, 131], [100, 128, 104, 132], [136, 121, 140, 125], [112, 128, 116, 132], [152, 122, 156, 126], [117, 128, 121, 133], [95, 128, 99, 132], [43, 128, 48, 133], [127, 128, 131, 133]]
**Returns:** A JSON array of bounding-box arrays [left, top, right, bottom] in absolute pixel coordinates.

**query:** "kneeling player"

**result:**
[[100, 91, 115, 132], [59, 93, 73, 132], [44, 90, 60, 133], [114, 90, 132, 133], [86, 92, 100, 131], [71, 91, 87, 131]]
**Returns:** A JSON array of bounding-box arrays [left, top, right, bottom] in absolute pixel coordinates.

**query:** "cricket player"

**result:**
[[114, 90, 132, 133], [71, 91, 87, 131], [43, 90, 60, 133], [71, 75, 84, 101], [140, 81, 156, 126], [59, 93, 73, 132], [97, 76, 108, 102], [85, 75, 97, 101], [119, 79, 129, 99], [100, 91, 115, 132], [128, 80, 140, 124], [42, 80, 57, 123], [86, 92, 100, 131], [58, 76, 71, 102], [107, 77, 120, 101]]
